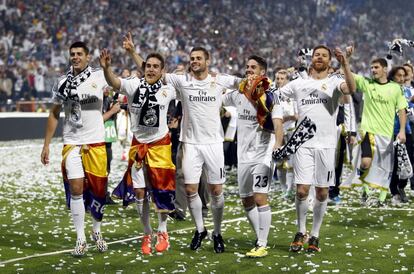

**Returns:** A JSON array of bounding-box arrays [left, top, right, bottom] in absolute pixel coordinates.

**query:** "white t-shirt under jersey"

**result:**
[[165, 73, 240, 144], [52, 68, 107, 145], [223, 90, 283, 164], [120, 77, 176, 143], [279, 75, 344, 149]]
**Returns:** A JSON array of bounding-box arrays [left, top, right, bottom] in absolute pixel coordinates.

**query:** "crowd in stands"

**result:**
[[0, 0, 414, 110]]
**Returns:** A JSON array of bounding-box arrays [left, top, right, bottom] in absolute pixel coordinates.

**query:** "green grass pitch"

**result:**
[[0, 139, 413, 273]]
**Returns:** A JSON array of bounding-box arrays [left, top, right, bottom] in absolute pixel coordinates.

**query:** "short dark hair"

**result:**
[[388, 66, 407, 81], [69, 41, 89, 55], [371, 58, 388, 68], [312, 45, 332, 60], [142, 53, 165, 71], [190, 47, 210, 60], [248, 55, 267, 72]]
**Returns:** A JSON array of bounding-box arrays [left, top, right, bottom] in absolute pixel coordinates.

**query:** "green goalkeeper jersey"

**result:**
[[354, 74, 407, 138]]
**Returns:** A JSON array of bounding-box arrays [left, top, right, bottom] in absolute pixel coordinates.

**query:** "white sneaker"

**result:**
[[72, 239, 87, 257], [92, 231, 108, 253]]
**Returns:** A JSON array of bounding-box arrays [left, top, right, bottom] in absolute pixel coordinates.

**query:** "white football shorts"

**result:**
[[182, 142, 226, 185], [65, 146, 84, 180], [293, 147, 336, 187], [238, 162, 271, 198]]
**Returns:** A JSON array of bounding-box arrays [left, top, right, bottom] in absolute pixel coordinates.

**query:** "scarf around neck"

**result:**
[[130, 78, 163, 133], [56, 66, 93, 128], [56, 66, 92, 101]]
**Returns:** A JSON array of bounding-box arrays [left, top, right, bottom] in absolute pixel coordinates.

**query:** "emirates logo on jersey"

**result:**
[[79, 94, 98, 105], [301, 93, 328, 105], [189, 90, 216, 102], [372, 95, 387, 104]]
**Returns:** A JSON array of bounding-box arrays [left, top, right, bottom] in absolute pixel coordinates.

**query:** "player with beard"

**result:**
[[279, 45, 356, 253], [123, 33, 241, 253], [222, 55, 283, 257]]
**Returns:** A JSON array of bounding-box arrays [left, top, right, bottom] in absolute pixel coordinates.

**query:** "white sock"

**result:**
[[257, 205, 271, 247], [187, 193, 204, 232], [135, 197, 152, 235], [70, 195, 86, 241], [211, 193, 224, 236], [157, 212, 168, 233], [245, 204, 259, 238], [278, 168, 287, 191], [286, 171, 294, 192], [295, 196, 308, 234], [311, 199, 328, 238], [92, 218, 101, 234]]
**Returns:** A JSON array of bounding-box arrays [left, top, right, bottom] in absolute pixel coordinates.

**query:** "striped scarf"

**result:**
[[272, 116, 317, 162], [130, 78, 163, 134], [55, 66, 92, 128], [394, 141, 413, 180], [56, 66, 92, 101]]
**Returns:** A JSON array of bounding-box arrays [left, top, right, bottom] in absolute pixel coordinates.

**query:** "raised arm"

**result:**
[[99, 49, 121, 90], [342, 95, 357, 144], [123, 32, 144, 70], [334, 45, 356, 95]]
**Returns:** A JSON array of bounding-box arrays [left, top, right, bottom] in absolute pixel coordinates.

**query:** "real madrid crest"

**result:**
[[92, 83, 97, 89], [143, 108, 158, 126], [321, 83, 327, 91], [162, 90, 167, 97]]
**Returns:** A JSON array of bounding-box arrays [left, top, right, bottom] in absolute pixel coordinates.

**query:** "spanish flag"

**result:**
[[62, 143, 108, 221], [112, 134, 176, 212], [239, 75, 276, 132]]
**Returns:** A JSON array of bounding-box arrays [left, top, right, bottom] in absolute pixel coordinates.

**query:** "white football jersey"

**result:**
[[120, 77, 176, 143], [52, 68, 106, 145], [166, 73, 240, 144], [279, 75, 344, 148], [223, 90, 283, 163]]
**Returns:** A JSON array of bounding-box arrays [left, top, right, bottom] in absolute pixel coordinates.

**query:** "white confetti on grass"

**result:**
[[1, 139, 414, 273]]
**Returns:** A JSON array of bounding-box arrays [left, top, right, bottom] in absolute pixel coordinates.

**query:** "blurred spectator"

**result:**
[[0, 0, 414, 111], [0, 66, 12, 111], [34, 67, 46, 98]]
